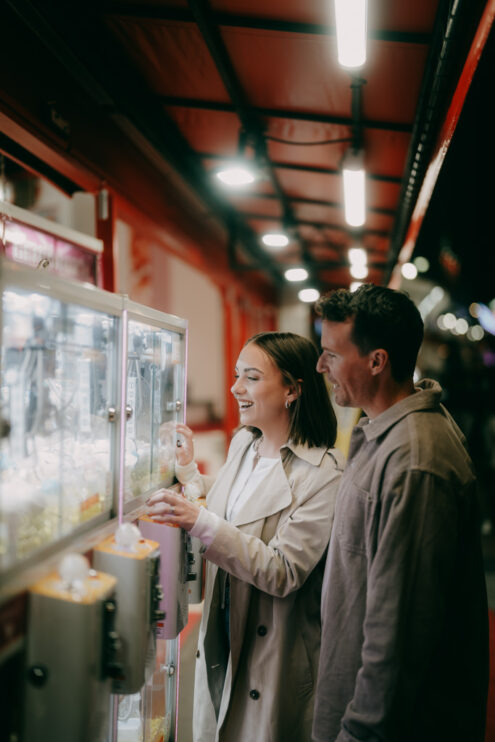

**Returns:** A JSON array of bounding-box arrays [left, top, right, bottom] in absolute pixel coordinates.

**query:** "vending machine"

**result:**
[[0, 242, 189, 742]]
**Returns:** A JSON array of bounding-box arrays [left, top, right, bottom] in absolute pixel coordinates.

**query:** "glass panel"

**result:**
[[0, 286, 117, 569], [113, 639, 178, 742], [125, 323, 184, 502], [142, 638, 178, 742]]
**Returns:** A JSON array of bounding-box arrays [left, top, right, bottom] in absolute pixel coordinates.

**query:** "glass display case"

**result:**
[[0, 264, 188, 572], [123, 300, 186, 507], [0, 261, 122, 571], [0, 257, 188, 742]]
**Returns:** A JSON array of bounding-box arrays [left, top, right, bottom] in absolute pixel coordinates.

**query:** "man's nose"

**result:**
[[316, 353, 325, 373]]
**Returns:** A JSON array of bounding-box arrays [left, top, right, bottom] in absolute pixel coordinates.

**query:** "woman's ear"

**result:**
[[287, 379, 303, 404]]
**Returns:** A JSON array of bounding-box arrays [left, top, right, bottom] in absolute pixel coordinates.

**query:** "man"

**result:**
[[313, 284, 488, 742]]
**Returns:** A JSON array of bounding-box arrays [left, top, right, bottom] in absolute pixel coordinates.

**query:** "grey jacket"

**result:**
[[193, 428, 344, 742], [313, 379, 488, 742]]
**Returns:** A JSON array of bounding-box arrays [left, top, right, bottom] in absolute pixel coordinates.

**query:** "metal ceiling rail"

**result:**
[[387, 0, 476, 278], [5, 0, 286, 288], [241, 213, 389, 237], [0, 132, 80, 196], [307, 260, 391, 270], [235, 192, 396, 217], [396, 0, 495, 274], [200, 153, 403, 184], [186, 0, 314, 278], [160, 96, 413, 133], [102, 4, 431, 44]]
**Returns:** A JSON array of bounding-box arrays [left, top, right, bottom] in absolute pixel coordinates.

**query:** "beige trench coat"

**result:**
[[192, 429, 343, 742]]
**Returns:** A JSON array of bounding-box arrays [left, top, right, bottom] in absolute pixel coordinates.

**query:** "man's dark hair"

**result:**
[[315, 284, 424, 382], [245, 331, 337, 448]]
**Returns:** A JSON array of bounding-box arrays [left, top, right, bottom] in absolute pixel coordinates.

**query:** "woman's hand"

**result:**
[[146, 488, 200, 531], [160, 422, 195, 467]]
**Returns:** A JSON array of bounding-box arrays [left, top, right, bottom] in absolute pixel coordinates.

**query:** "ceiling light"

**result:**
[[216, 164, 256, 187], [348, 247, 367, 265], [261, 232, 289, 248], [334, 0, 367, 69], [342, 150, 365, 227], [350, 263, 368, 279], [298, 288, 320, 303], [401, 262, 418, 280], [350, 281, 363, 292], [285, 267, 309, 282], [414, 256, 430, 273]]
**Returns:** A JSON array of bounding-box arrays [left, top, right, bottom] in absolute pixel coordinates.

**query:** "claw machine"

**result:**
[[0, 247, 189, 742], [0, 258, 124, 742], [107, 297, 189, 742]]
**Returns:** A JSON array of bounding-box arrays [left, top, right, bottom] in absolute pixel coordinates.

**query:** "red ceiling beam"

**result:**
[[390, 0, 495, 287]]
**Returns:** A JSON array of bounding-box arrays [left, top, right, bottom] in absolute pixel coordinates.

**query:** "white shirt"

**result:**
[[189, 442, 278, 546]]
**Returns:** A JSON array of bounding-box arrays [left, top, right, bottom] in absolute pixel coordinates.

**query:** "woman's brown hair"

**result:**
[[245, 331, 337, 449]]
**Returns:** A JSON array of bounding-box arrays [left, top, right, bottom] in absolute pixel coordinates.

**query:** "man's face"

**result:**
[[316, 318, 373, 409]]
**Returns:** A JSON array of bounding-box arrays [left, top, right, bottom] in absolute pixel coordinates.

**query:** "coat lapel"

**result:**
[[231, 458, 292, 526]]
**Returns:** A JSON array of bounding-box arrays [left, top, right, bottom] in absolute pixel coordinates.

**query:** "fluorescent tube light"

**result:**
[[334, 0, 367, 69], [342, 150, 366, 227]]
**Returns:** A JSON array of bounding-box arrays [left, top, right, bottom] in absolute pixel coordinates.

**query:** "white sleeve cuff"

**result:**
[[175, 460, 199, 484], [189, 507, 222, 547]]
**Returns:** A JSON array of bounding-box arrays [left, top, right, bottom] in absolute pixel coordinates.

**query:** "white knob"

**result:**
[[115, 522, 142, 551], [59, 553, 90, 586]]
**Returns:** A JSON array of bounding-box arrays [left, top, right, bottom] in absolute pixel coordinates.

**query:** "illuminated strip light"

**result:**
[[343, 165, 366, 227], [334, 0, 368, 69]]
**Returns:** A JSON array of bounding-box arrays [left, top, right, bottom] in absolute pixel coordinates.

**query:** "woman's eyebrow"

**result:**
[[238, 366, 264, 374]]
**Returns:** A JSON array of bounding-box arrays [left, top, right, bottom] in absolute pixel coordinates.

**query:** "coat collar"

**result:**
[[359, 378, 443, 442], [206, 430, 329, 527]]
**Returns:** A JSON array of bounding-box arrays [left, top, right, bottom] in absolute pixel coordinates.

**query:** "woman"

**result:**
[[147, 332, 343, 742]]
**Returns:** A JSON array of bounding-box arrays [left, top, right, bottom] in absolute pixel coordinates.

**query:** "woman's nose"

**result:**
[[231, 378, 243, 396]]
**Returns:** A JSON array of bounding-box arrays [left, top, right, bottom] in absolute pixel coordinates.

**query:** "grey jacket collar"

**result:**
[[359, 378, 443, 442]]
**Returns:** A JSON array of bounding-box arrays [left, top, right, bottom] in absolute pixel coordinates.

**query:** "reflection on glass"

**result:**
[[125, 322, 184, 501], [0, 287, 116, 568], [115, 638, 177, 742]]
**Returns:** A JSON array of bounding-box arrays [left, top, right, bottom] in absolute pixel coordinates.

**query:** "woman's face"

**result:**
[[231, 343, 292, 433]]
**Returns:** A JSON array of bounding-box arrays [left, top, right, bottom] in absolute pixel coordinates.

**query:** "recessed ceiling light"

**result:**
[[285, 267, 309, 282], [350, 263, 368, 279], [261, 233, 289, 248], [348, 247, 367, 265], [298, 288, 320, 303], [216, 165, 256, 186]]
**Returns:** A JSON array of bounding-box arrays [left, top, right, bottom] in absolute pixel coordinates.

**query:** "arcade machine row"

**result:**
[[0, 213, 200, 742]]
